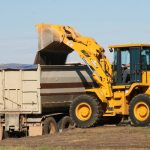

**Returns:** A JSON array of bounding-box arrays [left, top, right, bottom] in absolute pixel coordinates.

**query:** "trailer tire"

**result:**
[[58, 116, 74, 132], [43, 117, 58, 135], [70, 94, 103, 128], [129, 94, 150, 126]]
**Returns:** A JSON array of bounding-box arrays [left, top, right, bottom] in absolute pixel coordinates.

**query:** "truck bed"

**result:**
[[0, 64, 96, 114]]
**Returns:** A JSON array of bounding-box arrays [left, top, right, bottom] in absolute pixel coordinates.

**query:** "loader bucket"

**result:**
[[34, 24, 74, 65]]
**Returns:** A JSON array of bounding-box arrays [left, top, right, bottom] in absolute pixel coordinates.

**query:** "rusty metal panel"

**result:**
[[40, 65, 97, 113]]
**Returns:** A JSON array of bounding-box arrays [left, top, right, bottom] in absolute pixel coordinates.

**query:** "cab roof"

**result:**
[[108, 43, 150, 48]]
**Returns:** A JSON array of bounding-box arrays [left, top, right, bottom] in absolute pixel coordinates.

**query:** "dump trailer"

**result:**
[[0, 64, 96, 139], [36, 24, 150, 128]]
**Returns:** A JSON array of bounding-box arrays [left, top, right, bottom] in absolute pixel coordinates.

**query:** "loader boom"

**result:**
[[36, 24, 113, 101]]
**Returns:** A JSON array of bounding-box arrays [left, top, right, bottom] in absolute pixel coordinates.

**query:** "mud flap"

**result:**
[[5, 114, 19, 131], [29, 126, 42, 137]]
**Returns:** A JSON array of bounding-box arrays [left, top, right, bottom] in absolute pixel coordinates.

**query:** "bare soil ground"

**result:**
[[0, 126, 150, 150]]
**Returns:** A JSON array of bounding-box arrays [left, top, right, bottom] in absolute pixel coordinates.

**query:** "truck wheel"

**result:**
[[70, 94, 103, 128], [129, 94, 150, 126], [58, 116, 74, 132], [43, 117, 58, 135]]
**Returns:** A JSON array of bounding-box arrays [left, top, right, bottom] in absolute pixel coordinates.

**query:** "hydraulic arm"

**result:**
[[36, 24, 113, 101]]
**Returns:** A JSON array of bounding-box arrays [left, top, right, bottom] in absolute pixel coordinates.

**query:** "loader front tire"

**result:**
[[70, 95, 103, 128], [129, 94, 150, 126]]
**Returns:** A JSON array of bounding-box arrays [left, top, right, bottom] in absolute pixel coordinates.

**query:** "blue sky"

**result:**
[[0, 0, 150, 63]]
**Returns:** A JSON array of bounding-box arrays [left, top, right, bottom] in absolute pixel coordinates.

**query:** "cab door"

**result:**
[[130, 47, 141, 83]]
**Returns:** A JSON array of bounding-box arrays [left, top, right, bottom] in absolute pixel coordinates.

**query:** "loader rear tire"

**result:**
[[43, 117, 58, 135], [70, 94, 103, 128], [129, 94, 150, 126], [58, 116, 74, 132]]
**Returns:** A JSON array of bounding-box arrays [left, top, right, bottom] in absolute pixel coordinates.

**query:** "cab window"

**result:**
[[141, 48, 150, 70], [121, 49, 130, 65]]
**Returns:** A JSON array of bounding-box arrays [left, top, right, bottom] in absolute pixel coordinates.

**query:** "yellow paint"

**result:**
[[112, 85, 126, 89], [105, 90, 129, 116], [75, 102, 92, 121], [125, 83, 150, 97], [109, 43, 150, 48], [113, 91, 122, 99], [134, 102, 149, 121], [142, 71, 150, 83]]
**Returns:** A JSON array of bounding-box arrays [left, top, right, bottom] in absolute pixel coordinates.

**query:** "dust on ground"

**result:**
[[0, 126, 150, 150]]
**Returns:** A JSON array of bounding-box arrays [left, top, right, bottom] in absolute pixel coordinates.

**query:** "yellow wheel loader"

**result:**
[[36, 24, 150, 127]]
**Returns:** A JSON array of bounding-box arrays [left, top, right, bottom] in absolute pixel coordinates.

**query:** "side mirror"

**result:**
[[109, 48, 113, 52]]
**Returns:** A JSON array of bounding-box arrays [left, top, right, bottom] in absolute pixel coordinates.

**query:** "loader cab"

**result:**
[[109, 44, 150, 85]]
